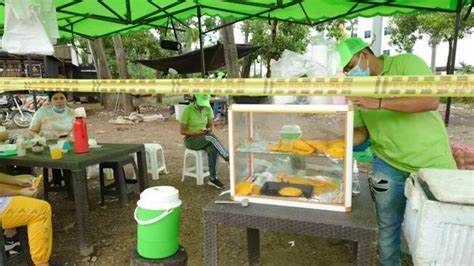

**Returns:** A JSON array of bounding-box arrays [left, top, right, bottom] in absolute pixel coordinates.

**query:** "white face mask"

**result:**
[[347, 54, 370, 77]]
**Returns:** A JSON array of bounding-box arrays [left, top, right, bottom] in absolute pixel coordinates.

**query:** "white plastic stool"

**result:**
[[144, 143, 168, 180], [86, 165, 113, 180], [182, 149, 210, 185]]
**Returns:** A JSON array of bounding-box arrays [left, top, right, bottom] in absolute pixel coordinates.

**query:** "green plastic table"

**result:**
[[0, 143, 148, 256]]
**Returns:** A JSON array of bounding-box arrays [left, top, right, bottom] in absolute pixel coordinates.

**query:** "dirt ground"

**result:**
[[7, 98, 474, 266]]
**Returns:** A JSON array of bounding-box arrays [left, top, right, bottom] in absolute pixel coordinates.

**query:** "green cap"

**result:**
[[194, 94, 211, 107], [336, 38, 369, 68]]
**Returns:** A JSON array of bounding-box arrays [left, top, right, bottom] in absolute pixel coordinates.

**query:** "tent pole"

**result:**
[[26, 55, 38, 111], [197, 6, 206, 78], [444, 2, 462, 126]]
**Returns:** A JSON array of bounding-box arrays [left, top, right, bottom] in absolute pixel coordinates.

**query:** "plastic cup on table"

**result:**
[[49, 144, 62, 160], [57, 139, 67, 153]]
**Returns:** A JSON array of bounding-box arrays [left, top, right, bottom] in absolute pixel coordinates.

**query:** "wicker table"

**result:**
[[203, 175, 377, 266], [0, 143, 148, 256]]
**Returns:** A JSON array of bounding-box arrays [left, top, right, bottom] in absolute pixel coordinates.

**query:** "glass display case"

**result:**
[[228, 104, 354, 212]]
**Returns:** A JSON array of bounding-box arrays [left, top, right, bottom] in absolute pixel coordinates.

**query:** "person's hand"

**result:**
[[4, 228, 16, 238], [13, 175, 34, 187], [349, 97, 380, 109], [18, 187, 38, 197], [198, 129, 210, 135]]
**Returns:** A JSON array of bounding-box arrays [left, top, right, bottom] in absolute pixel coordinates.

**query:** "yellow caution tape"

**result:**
[[0, 75, 473, 97]]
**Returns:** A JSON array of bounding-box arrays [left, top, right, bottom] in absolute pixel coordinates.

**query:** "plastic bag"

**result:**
[[270, 50, 329, 105], [2, 0, 59, 55], [270, 49, 327, 78]]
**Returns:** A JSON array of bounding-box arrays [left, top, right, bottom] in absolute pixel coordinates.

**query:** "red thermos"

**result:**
[[73, 116, 89, 153]]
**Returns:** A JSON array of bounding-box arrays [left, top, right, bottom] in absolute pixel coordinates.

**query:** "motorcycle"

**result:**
[[0, 94, 34, 128]]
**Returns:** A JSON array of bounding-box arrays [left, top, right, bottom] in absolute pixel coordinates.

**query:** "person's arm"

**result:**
[[0, 173, 34, 187], [0, 187, 38, 197], [29, 109, 43, 137], [350, 97, 439, 113], [180, 123, 207, 136], [353, 127, 369, 146], [207, 118, 214, 132]]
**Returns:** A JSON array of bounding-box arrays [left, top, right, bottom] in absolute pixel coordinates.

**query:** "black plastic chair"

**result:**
[[99, 155, 139, 207]]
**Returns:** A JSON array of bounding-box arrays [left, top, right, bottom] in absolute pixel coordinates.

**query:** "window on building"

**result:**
[[383, 50, 390, 56], [351, 32, 358, 38], [384, 27, 392, 35], [364, 30, 371, 39]]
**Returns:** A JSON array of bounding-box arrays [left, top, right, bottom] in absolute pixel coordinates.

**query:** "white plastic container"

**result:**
[[174, 104, 187, 121], [271, 96, 296, 105], [403, 169, 474, 266], [16, 135, 26, 157]]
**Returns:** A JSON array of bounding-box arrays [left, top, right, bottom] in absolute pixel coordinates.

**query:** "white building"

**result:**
[[352, 16, 474, 72]]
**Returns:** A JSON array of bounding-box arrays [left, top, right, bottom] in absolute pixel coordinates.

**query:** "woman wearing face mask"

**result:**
[[29, 91, 75, 140], [29, 91, 75, 189]]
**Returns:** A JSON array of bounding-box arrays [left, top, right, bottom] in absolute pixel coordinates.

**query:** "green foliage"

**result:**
[[241, 20, 310, 65], [460, 62, 474, 74], [388, 14, 420, 53], [314, 19, 349, 43], [389, 8, 474, 52], [180, 17, 219, 52], [440, 97, 474, 104], [417, 10, 474, 45], [94, 31, 175, 79]]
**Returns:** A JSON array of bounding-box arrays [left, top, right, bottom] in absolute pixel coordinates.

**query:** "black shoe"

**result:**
[[5, 238, 19, 251], [5, 239, 21, 257], [208, 178, 225, 189]]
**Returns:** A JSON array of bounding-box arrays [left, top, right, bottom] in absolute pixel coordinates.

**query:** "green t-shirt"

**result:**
[[180, 103, 214, 132], [354, 53, 456, 173]]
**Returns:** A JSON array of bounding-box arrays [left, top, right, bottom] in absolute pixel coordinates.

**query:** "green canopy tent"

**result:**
[[0, 1, 472, 256], [0, 1, 470, 39], [0, 0, 472, 122]]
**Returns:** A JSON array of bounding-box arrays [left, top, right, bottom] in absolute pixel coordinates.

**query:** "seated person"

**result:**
[[0, 173, 52, 266], [29, 91, 75, 188], [29, 91, 75, 140], [180, 94, 229, 189], [211, 96, 228, 121]]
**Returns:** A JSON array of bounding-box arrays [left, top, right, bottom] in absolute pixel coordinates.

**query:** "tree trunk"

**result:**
[[240, 24, 252, 78], [112, 36, 134, 114], [220, 19, 240, 78], [91, 38, 116, 111], [155, 70, 163, 103], [430, 43, 437, 73], [266, 20, 278, 78], [241, 57, 252, 78]]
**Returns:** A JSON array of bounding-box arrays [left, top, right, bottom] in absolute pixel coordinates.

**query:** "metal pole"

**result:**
[[444, 2, 462, 126], [197, 6, 206, 77], [26, 55, 38, 111]]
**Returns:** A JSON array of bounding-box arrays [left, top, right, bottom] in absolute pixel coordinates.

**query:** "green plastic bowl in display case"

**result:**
[[279, 125, 302, 140]]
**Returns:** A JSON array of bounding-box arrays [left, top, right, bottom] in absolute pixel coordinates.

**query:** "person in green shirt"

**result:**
[[180, 94, 229, 189], [337, 38, 456, 266]]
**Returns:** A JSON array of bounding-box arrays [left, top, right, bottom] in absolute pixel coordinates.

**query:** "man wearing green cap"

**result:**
[[337, 38, 456, 266], [180, 94, 229, 189]]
